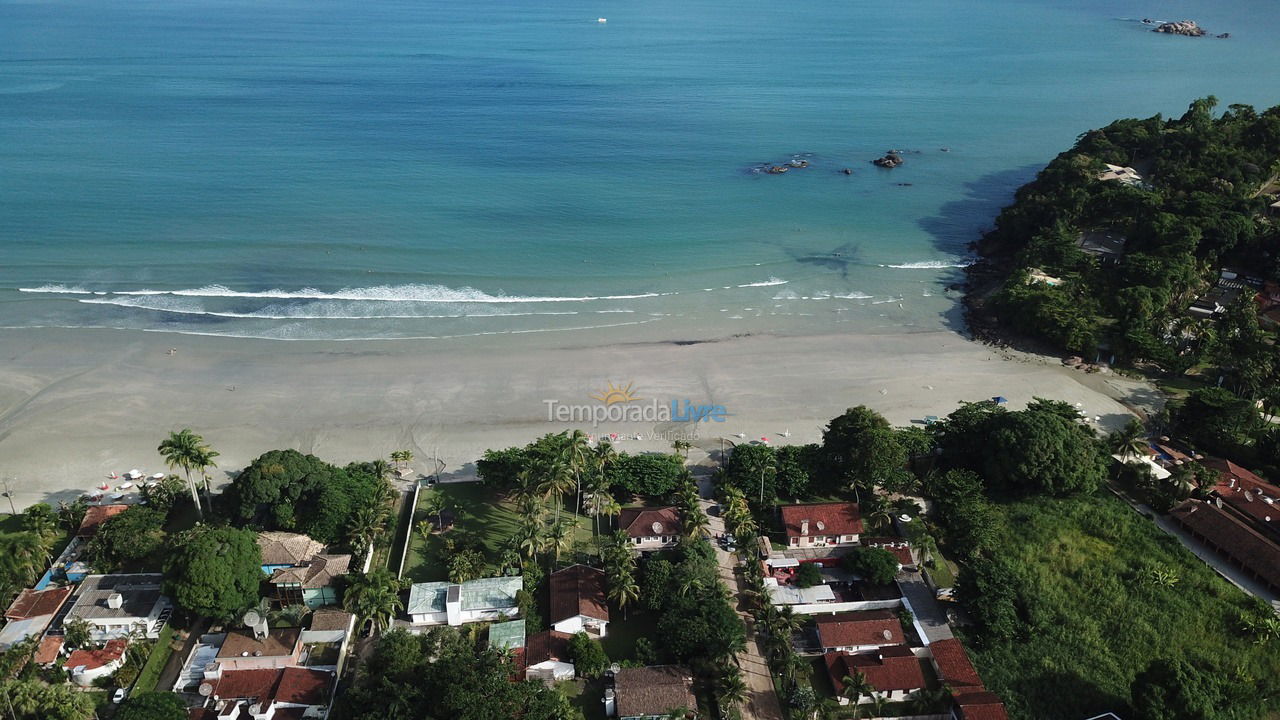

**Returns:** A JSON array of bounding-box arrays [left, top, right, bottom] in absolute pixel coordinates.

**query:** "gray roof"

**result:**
[[67, 574, 165, 621], [406, 576, 523, 616]]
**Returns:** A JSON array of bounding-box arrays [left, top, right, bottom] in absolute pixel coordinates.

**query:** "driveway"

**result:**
[[703, 499, 784, 720], [897, 572, 954, 643]]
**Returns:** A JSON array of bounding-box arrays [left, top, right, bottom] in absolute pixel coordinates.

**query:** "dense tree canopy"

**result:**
[[220, 449, 385, 545], [841, 547, 900, 585], [164, 526, 262, 620], [821, 406, 907, 490], [340, 627, 572, 720], [87, 506, 167, 572], [605, 452, 686, 498]]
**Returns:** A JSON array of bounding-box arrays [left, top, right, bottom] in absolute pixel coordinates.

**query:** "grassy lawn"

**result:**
[[922, 554, 957, 589], [600, 608, 659, 663], [131, 624, 175, 693], [403, 482, 595, 583], [965, 492, 1280, 720], [561, 678, 607, 720]]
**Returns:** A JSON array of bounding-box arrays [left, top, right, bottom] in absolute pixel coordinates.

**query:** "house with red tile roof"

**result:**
[[781, 502, 862, 549], [198, 666, 333, 719], [617, 507, 681, 551], [523, 630, 575, 683], [814, 610, 904, 653], [0, 586, 72, 651], [1170, 499, 1280, 592], [65, 638, 128, 686], [34, 635, 64, 666], [861, 537, 915, 567], [549, 564, 610, 637], [1203, 457, 1280, 542], [824, 645, 925, 704], [77, 504, 130, 538], [927, 638, 1010, 719]]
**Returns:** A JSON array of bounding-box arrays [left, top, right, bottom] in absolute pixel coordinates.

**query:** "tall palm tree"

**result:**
[[421, 492, 447, 530], [584, 490, 620, 538], [539, 460, 575, 526], [680, 504, 710, 539], [867, 693, 889, 718], [608, 570, 639, 619], [561, 430, 592, 520], [840, 672, 873, 707], [346, 505, 388, 558], [717, 670, 748, 713], [671, 439, 692, 458], [1109, 418, 1148, 459], [517, 521, 545, 559], [544, 521, 572, 569], [343, 570, 404, 634], [157, 428, 217, 521]]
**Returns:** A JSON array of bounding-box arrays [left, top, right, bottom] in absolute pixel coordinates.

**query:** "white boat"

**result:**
[[597, 17, 607, 23]]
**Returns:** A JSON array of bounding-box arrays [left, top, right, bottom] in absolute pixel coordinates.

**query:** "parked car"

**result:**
[[112, 688, 128, 704]]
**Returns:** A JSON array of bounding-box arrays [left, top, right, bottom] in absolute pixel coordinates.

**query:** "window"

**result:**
[[790, 537, 798, 546]]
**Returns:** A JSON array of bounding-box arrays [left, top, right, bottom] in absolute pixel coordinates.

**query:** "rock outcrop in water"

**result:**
[[1153, 20, 1206, 36], [872, 151, 904, 169]]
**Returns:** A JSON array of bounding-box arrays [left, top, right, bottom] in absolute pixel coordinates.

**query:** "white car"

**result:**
[[112, 688, 128, 704]]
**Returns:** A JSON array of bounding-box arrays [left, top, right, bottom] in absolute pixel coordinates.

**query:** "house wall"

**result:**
[[552, 615, 608, 637], [459, 607, 519, 625], [216, 652, 299, 672], [410, 611, 448, 625], [302, 587, 338, 609], [69, 659, 121, 687], [786, 598, 903, 615], [788, 533, 858, 548], [629, 536, 676, 550]]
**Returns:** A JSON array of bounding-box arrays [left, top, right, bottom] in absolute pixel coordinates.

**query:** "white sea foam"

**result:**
[[30, 283, 668, 303], [736, 277, 788, 288], [772, 289, 800, 300], [832, 292, 873, 299], [76, 296, 584, 320], [880, 259, 973, 269]]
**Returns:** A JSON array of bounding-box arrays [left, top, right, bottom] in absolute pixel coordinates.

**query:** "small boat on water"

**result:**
[[597, 17, 607, 23]]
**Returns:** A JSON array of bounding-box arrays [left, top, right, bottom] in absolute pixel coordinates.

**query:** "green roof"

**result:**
[[407, 576, 523, 616], [488, 619, 526, 650]]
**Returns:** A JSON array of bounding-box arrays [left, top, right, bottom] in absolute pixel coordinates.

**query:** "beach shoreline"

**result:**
[[0, 325, 1156, 512]]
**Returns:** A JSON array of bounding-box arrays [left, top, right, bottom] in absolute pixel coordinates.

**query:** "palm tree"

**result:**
[[517, 521, 545, 559], [561, 430, 592, 520], [909, 687, 949, 714], [680, 504, 710, 539], [584, 490, 620, 538], [421, 492, 447, 530], [1109, 418, 1148, 459], [157, 428, 218, 521], [717, 670, 748, 713], [608, 570, 640, 619], [346, 505, 388, 558], [863, 499, 894, 533], [391, 450, 414, 470], [741, 448, 776, 504], [343, 570, 404, 635], [539, 460, 575, 526], [867, 693, 889, 718], [544, 521, 572, 569], [672, 439, 692, 458], [840, 672, 873, 707], [593, 440, 618, 482]]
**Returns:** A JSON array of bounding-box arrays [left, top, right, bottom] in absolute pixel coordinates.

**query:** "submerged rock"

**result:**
[[872, 151, 904, 169], [1154, 20, 1206, 36], [840, 168, 853, 175]]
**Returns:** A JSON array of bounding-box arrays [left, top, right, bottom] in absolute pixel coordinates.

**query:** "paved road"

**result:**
[[703, 499, 784, 720], [897, 573, 954, 643]]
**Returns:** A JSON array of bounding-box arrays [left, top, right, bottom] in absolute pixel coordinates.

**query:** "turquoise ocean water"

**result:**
[[2, 0, 1280, 343]]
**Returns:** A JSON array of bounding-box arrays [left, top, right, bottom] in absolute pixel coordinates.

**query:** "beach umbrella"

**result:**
[[126, 469, 142, 480], [761, 437, 769, 444], [151, 472, 165, 480]]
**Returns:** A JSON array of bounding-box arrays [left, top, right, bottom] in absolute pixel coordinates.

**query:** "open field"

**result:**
[[967, 493, 1280, 720]]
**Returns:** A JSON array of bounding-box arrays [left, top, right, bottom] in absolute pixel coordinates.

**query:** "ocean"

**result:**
[[2, 0, 1279, 344]]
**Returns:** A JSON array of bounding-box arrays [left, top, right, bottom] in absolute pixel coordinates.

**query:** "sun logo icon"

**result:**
[[592, 381, 640, 406]]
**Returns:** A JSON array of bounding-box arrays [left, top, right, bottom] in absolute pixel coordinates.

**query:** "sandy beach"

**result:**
[[0, 326, 1157, 511]]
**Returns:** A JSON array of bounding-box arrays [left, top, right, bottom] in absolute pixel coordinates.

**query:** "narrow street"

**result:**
[[703, 498, 784, 720]]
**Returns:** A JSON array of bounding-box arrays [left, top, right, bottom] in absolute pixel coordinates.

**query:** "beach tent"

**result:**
[[992, 396, 1007, 405]]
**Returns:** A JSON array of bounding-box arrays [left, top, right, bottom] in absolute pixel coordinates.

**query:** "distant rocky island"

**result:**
[[1144, 19, 1229, 38]]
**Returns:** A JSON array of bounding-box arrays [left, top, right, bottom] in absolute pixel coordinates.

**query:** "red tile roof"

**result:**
[[618, 507, 680, 539], [208, 667, 331, 707], [815, 610, 903, 649], [825, 646, 924, 694], [781, 502, 863, 538], [1170, 500, 1280, 590], [550, 564, 609, 624], [77, 504, 130, 537], [65, 638, 127, 671], [1204, 458, 1280, 538], [929, 638, 984, 690], [524, 630, 573, 666], [188, 710, 218, 720], [861, 537, 915, 566], [5, 587, 72, 621], [955, 691, 1010, 720], [34, 635, 63, 665]]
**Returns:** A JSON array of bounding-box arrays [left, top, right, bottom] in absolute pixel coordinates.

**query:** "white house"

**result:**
[[549, 565, 610, 637], [524, 630, 575, 683], [617, 507, 681, 551], [407, 576, 522, 626], [65, 638, 128, 687], [62, 574, 170, 641]]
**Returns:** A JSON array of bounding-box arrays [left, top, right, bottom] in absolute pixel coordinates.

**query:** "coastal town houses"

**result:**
[[549, 564, 610, 637], [406, 576, 522, 626], [65, 637, 128, 687], [61, 573, 171, 641], [814, 609, 904, 653], [607, 665, 697, 720], [617, 507, 681, 551], [929, 638, 1010, 720], [823, 645, 926, 705], [781, 502, 862, 548]]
